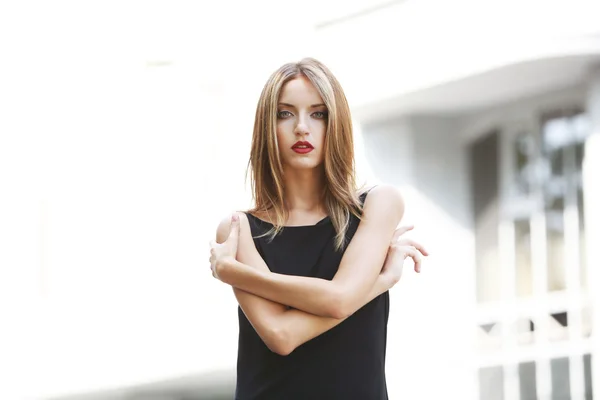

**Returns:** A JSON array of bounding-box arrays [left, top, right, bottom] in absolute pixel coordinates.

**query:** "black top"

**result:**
[[235, 191, 390, 400]]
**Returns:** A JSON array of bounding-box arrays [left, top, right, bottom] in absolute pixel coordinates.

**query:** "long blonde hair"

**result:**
[[247, 58, 363, 250]]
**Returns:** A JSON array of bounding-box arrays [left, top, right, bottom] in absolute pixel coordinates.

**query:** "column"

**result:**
[[584, 66, 600, 400]]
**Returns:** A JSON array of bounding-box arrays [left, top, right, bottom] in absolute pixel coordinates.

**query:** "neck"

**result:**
[[282, 166, 326, 212]]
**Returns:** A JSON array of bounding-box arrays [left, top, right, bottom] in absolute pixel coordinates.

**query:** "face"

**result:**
[[276, 75, 328, 171]]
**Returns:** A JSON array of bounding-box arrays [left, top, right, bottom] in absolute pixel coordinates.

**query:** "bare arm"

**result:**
[[216, 185, 404, 319], [218, 214, 394, 356]]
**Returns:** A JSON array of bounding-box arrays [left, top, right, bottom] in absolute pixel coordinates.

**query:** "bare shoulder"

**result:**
[[215, 212, 252, 244], [362, 184, 405, 221]]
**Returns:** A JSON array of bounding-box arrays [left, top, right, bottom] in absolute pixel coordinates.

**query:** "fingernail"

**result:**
[[232, 214, 239, 222]]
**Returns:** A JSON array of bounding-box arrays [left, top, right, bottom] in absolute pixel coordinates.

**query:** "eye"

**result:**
[[312, 111, 328, 119], [277, 110, 293, 119]]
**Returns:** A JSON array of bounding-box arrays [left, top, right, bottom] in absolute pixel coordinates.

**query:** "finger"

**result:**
[[402, 247, 422, 273], [392, 225, 414, 242], [228, 213, 240, 241], [397, 238, 429, 256], [209, 240, 217, 248]]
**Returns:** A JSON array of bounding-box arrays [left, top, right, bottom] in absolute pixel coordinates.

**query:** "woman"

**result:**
[[209, 58, 427, 399]]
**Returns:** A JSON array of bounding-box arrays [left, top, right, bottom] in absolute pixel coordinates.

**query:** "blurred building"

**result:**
[[311, 1, 600, 400], [2, 1, 599, 400]]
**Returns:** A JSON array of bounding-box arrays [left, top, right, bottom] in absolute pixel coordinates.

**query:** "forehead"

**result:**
[[279, 75, 324, 104]]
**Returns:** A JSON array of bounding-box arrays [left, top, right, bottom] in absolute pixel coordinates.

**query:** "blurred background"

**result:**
[[0, 0, 599, 399]]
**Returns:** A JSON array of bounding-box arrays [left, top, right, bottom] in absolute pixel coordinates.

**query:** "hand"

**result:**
[[209, 213, 240, 280], [380, 225, 429, 288]]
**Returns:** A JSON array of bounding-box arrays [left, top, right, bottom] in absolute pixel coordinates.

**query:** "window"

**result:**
[[472, 107, 593, 400]]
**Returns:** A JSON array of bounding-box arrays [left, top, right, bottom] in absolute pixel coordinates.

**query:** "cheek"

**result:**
[[276, 125, 286, 142], [314, 122, 327, 144], [275, 127, 289, 155], [276, 120, 292, 137]]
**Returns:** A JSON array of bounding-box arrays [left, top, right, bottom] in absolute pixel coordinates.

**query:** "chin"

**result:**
[[284, 158, 324, 171]]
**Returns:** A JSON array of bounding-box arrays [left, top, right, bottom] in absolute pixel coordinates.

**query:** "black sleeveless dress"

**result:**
[[235, 191, 390, 400]]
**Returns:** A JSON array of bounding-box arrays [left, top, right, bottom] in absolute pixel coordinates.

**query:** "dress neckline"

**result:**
[[246, 213, 331, 228], [245, 188, 373, 229]]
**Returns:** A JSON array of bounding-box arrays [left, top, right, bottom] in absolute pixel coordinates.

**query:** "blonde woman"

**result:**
[[209, 58, 428, 400]]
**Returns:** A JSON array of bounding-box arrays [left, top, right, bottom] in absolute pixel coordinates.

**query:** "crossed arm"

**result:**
[[217, 214, 393, 356], [215, 185, 405, 355]]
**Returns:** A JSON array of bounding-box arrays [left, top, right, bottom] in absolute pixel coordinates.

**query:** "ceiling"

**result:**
[[354, 53, 600, 122]]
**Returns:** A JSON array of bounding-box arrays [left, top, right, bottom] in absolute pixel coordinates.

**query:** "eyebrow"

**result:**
[[278, 102, 326, 108]]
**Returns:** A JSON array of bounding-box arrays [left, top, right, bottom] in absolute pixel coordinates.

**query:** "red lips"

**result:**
[[292, 141, 314, 149], [292, 141, 314, 154]]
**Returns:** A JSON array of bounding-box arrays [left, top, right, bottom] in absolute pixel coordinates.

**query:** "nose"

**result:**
[[294, 115, 309, 137]]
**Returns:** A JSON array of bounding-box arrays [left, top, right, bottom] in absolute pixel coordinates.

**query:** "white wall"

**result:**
[[0, 1, 318, 398], [360, 117, 414, 187]]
